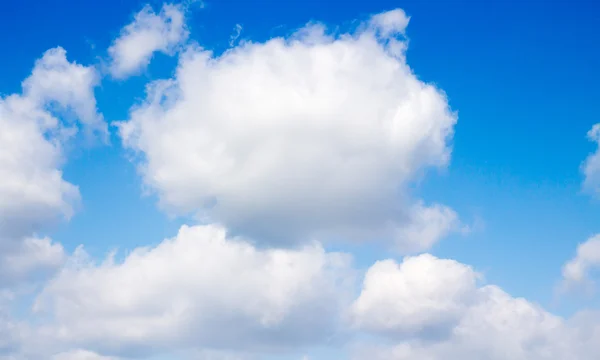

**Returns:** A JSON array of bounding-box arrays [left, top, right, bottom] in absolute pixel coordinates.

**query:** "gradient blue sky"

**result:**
[[2, 0, 600, 358]]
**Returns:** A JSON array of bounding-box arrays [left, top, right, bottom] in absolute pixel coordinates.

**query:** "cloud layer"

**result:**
[[34, 225, 353, 357], [26, 244, 600, 360]]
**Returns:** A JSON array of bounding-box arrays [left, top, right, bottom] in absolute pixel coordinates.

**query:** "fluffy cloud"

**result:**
[[108, 3, 188, 79], [118, 9, 458, 250], [369, 8, 410, 37], [35, 243, 600, 360], [23, 47, 105, 136], [393, 202, 462, 253], [582, 123, 600, 195], [560, 234, 600, 292], [0, 237, 65, 287], [0, 47, 102, 286], [351, 254, 479, 338], [351, 253, 600, 360], [34, 225, 353, 357]]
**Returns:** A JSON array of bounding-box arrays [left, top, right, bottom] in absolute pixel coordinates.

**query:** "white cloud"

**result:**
[[351, 254, 479, 338], [14, 239, 600, 360], [229, 24, 243, 47], [0, 47, 102, 287], [187, 349, 250, 360], [34, 224, 353, 357], [23, 47, 105, 136], [0, 314, 20, 354], [51, 350, 118, 360], [6, 5, 595, 360], [118, 9, 458, 250], [560, 234, 600, 292], [0, 237, 66, 286], [108, 3, 189, 79], [369, 8, 410, 37], [582, 123, 600, 195], [393, 202, 462, 253], [33, 244, 600, 360], [352, 254, 599, 360]]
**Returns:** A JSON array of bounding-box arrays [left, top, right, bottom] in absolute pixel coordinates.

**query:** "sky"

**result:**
[[1, 0, 600, 359]]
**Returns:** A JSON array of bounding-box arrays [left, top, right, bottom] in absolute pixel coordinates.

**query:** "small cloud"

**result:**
[[229, 24, 243, 47], [107, 3, 189, 79], [559, 234, 600, 294], [582, 123, 600, 196]]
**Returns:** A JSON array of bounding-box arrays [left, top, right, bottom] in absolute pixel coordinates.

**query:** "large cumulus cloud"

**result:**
[[33, 225, 353, 357], [117, 8, 459, 250]]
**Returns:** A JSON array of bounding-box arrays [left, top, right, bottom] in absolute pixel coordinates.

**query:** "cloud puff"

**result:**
[[0, 237, 66, 287], [352, 254, 598, 360], [108, 3, 189, 79], [0, 92, 78, 240], [369, 8, 410, 38], [118, 9, 458, 249], [393, 202, 463, 253], [351, 254, 480, 338], [34, 225, 353, 357], [582, 123, 600, 195], [23, 47, 105, 136], [0, 47, 102, 286], [560, 234, 600, 292]]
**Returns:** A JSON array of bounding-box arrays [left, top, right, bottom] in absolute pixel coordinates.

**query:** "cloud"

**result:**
[[30, 247, 600, 360], [393, 202, 462, 253], [0, 314, 20, 355], [186, 349, 251, 360], [229, 24, 243, 47], [23, 47, 105, 136], [582, 123, 600, 195], [560, 234, 600, 292], [352, 254, 599, 360], [369, 8, 410, 37], [34, 224, 353, 357], [108, 3, 189, 79], [0, 47, 102, 286], [6, 5, 593, 360], [0, 92, 78, 240], [117, 9, 458, 250], [51, 350, 118, 360], [0, 237, 66, 287], [351, 254, 480, 338]]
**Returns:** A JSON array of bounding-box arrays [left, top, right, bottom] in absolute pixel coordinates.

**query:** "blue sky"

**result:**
[[1, 0, 600, 359]]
